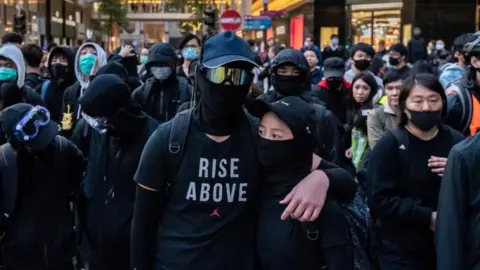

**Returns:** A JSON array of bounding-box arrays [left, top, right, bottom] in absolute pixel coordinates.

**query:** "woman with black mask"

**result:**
[[248, 96, 358, 270], [367, 74, 464, 270]]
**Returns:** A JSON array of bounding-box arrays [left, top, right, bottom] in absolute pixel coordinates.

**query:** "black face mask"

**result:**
[[258, 136, 312, 171], [327, 78, 343, 90], [274, 74, 305, 96], [407, 109, 442, 131], [195, 68, 250, 136], [354, 59, 371, 71], [52, 64, 68, 79], [389, 57, 400, 66]]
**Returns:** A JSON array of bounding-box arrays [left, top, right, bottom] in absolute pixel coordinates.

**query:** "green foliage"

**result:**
[[98, 0, 128, 35], [170, 0, 207, 32]]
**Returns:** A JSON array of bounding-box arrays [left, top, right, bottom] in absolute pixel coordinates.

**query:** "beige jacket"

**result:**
[[367, 104, 400, 149]]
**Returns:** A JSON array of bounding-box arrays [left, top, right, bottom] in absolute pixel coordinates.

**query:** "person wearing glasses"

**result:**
[[131, 31, 334, 270]]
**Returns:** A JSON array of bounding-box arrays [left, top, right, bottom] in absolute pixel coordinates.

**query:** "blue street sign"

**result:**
[[243, 15, 272, 30]]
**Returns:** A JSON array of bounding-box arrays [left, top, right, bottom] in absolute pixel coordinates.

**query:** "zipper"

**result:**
[[44, 245, 49, 268], [160, 90, 164, 121]]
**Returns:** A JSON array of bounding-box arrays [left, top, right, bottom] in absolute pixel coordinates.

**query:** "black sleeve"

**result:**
[[316, 112, 341, 165], [23, 86, 45, 106], [131, 85, 145, 106], [258, 67, 270, 81], [66, 139, 86, 193], [436, 145, 468, 270], [131, 123, 171, 269], [445, 94, 463, 133], [319, 159, 357, 202], [367, 132, 433, 227], [71, 119, 91, 157]]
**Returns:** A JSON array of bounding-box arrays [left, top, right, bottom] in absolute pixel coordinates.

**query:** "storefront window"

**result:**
[[351, 9, 401, 49]]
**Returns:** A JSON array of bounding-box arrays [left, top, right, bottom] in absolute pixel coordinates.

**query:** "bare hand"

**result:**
[[345, 148, 352, 159], [280, 170, 329, 222], [119, 45, 135, 58], [89, 58, 99, 76], [428, 156, 447, 177], [430, 211, 437, 232]]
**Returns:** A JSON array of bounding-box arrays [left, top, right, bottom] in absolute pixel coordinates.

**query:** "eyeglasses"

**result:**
[[13, 105, 51, 142], [203, 66, 253, 86]]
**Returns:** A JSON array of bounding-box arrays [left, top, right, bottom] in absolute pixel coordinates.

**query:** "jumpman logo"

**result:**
[[210, 207, 221, 217]]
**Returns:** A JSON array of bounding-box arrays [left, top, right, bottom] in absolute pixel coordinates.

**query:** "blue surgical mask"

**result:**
[[0, 67, 17, 81], [182, 47, 198, 61], [436, 44, 445, 51], [331, 38, 339, 45], [79, 53, 97, 75], [151, 67, 172, 80], [140, 55, 148, 64]]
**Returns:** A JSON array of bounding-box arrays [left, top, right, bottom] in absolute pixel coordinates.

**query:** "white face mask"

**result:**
[[151, 67, 172, 80], [436, 44, 445, 51]]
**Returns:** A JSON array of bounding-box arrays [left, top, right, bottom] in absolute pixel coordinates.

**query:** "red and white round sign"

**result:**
[[220, 10, 242, 31]]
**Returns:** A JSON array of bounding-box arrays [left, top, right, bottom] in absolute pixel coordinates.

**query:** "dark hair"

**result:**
[[369, 56, 385, 77], [179, 34, 201, 50], [305, 36, 314, 42], [247, 39, 255, 47], [411, 60, 436, 76], [330, 34, 338, 40], [269, 44, 283, 56], [20, 44, 43, 68], [349, 72, 378, 132], [350, 43, 375, 58], [47, 42, 58, 52], [383, 69, 404, 86], [398, 74, 447, 127], [453, 33, 476, 52], [390, 43, 408, 56], [304, 49, 318, 59], [1, 33, 23, 45]]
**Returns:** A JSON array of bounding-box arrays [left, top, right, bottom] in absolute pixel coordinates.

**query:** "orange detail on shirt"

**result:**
[[469, 94, 480, 136]]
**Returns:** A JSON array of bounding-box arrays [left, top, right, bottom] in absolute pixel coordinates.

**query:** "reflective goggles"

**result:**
[[81, 112, 109, 134], [13, 106, 50, 142], [203, 66, 252, 86]]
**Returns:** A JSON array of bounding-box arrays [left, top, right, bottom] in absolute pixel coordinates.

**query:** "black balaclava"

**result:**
[[270, 49, 311, 97], [193, 64, 251, 136], [258, 123, 315, 196]]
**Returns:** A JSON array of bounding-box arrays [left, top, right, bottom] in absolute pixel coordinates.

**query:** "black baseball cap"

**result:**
[[201, 31, 259, 68], [247, 96, 316, 138], [323, 57, 345, 78], [0, 103, 60, 150]]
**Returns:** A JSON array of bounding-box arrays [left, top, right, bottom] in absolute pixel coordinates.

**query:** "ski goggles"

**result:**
[[13, 105, 50, 142], [81, 112, 109, 134], [203, 66, 252, 86]]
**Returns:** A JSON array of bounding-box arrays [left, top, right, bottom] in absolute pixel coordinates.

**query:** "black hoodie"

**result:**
[[257, 49, 343, 165], [108, 46, 143, 91], [72, 74, 158, 268], [35, 46, 76, 123], [132, 42, 191, 123]]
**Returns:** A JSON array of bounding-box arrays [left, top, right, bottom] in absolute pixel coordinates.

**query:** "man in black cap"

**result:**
[[131, 31, 337, 270], [314, 57, 349, 124], [72, 74, 158, 270], [0, 103, 85, 270]]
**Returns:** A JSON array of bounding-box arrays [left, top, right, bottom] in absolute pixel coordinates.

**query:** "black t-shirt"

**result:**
[[369, 126, 464, 256], [135, 116, 260, 270], [257, 160, 339, 270]]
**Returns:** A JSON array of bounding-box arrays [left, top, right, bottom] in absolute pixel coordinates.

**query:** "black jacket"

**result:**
[[72, 110, 158, 264], [0, 137, 85, 269], [61, 81, 82, 137], [132, 43, 191, 123], [407, 36, 427, 64], [108, 47, 143, 91], [24, 72, 45, 90], [22, 85, 44, 106], [436, 133, 480, 270], [322, 46, 347, 63], [36, 46, 76, 123]]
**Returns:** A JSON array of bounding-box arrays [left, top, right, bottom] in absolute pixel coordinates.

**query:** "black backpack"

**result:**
[[0, 136, 68, 231]]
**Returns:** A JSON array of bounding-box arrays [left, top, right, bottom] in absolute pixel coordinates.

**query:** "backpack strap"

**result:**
[[167, 109, 192, 181], [54, 135, 69, 153], [0, 144, 18, 220], [41, 80, 50, 101]]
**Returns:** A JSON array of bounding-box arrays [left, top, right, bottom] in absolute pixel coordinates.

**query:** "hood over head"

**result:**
[[0, 45, 26, 88], [270, 49, 311, 95], [47, 46, 76, 84], [109, 46, 140, 77], [78, 74, 145, 138], [74, 42, 107, 89], [271, 49, 310, 74], [146, 42, 177, 72], [95, 62, 129, 82]]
